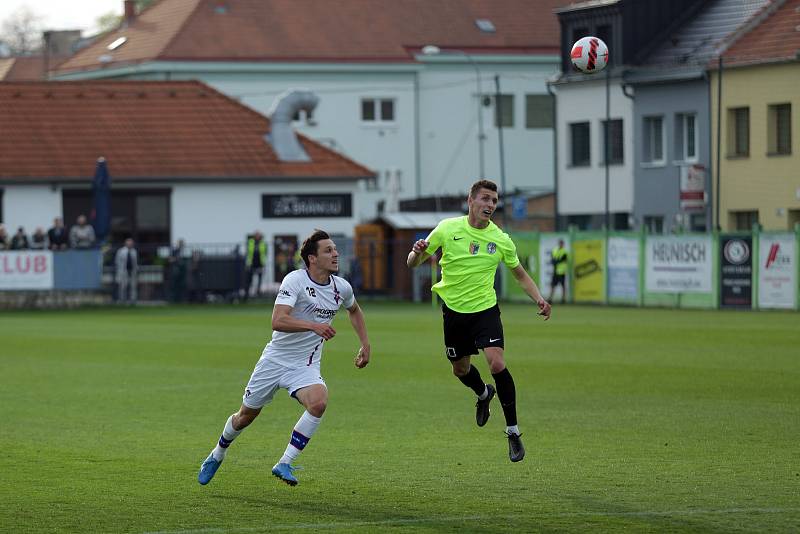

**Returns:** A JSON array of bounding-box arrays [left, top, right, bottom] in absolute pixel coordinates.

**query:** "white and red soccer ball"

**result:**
[[570, 36, 609, 74]]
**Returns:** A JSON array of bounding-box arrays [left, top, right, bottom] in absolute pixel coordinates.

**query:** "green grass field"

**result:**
[[1, 302, 798, 533]]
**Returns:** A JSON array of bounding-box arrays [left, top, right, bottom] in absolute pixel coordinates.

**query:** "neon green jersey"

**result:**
[[425, 216, 520, 313]]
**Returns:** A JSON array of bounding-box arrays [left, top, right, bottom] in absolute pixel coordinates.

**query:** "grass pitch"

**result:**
[[0, 302, 798, 533]]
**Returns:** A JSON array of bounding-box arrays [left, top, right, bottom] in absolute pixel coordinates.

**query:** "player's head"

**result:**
[[467, 179, 499, 225], [301, 229, 339, 272], [558, 239, 564, 247]]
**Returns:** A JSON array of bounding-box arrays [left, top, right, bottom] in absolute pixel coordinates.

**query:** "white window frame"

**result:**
[[642, 115, 665, 167], [361, 97, 396, 124], [680, 113, 698, 163]]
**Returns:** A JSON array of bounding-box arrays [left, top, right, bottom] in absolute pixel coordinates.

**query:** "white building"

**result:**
[[51, 0, 565, 210]]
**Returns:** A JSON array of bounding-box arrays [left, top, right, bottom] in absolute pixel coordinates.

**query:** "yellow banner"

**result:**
[[573, 240, 604, 302]]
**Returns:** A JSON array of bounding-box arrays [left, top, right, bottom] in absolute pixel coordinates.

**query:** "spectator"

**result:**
[[115, 238, 138, 304], [69, 214, 96, 249], [47, 217, 69, 250], [0, 225, 9, 250], [31, 227, 48, 250], [168, 239, 188, 302], [10, 227, 30, 250], [244, 231, 266, 301]]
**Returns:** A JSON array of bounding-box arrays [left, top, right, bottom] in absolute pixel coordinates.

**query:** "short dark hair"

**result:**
[[469, 179, 498, 198], [300, 229, 330, 268]]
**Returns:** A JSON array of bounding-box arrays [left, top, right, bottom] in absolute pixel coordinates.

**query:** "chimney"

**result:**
[[123, 0, 137, 26]]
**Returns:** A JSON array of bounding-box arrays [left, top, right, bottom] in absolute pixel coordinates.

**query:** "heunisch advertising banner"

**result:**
[[0, 251, 54, 290], [607, 237, 639, 301], [720, 236, 752, 308], [758, 234, 797, 309], [645, 235, 712, 293]]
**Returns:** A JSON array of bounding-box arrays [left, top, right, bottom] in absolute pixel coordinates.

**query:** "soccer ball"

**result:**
[[570, 36, 609, 74]]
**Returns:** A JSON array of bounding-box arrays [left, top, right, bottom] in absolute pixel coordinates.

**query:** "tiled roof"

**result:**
[[54, 0, 566, 74], [0, 81, 374, 182], [721, 0, 800, 66], [643, 0, 771, 68], [0, 57, 48, 81]]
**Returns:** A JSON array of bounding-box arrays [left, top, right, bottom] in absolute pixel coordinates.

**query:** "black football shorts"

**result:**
[[442, 302, 504, 360]]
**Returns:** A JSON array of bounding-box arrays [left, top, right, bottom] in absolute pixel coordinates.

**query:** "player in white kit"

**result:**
[[198, 230, 371, 486]]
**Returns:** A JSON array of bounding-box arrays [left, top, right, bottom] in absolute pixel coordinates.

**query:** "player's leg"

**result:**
[[443, 305, 493, 425], [199, 405, 261, 485], [483, 346, 524, 462], [273, 372, 328, 486], [199, 357, 279, 485]]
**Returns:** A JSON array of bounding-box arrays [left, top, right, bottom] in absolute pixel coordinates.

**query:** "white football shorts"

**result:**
[[241, 357, 326, 409]]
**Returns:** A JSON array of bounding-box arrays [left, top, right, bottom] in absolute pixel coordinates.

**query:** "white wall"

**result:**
[[197, 71, 418, 201], [167, 59, 559, 201], [555, 78, 634, 215], [2, 185, 63, 232], [171, 181, 362, 282], [418, 61, 558, 197]]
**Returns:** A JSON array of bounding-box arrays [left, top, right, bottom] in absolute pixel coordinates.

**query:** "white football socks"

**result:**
[[506, 425, 520, 436], [211, 414, 243, 461], [278, 411, 322, 465]]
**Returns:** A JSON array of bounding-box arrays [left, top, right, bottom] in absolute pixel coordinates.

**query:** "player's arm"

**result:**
[[407, 239, 432, 268], [271, 304, 336, 340], [346, 301, 370, 368], [510, 264, 551, 320]]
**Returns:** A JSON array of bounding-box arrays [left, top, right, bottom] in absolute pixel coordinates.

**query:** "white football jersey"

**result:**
[[260, 269, 355, 367]]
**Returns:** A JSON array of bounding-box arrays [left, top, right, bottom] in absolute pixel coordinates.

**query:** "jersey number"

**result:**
[[306, 287, 316, 298]]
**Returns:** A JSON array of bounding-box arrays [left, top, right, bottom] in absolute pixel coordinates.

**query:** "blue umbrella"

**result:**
[[91, 156, 112, 243]]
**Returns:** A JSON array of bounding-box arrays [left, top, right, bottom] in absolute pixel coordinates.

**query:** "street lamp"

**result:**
[[422, 45, 486, 179]]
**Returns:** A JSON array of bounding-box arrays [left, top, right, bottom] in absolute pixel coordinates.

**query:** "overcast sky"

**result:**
[[0, 1, 120, 35]]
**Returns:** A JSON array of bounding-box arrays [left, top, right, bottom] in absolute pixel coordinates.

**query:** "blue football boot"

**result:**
[[271, 463, 300, 486], [198, 454, 223, 485]]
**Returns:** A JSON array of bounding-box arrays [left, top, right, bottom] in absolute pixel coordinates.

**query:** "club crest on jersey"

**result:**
[[470, 241, 480, 255], [487, 242, 497, 254], [333, 288, 341, 304]]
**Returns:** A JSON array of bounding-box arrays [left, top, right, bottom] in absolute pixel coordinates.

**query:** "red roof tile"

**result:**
[[55, 0, 566, 74], [722, 0, 800, 66], [0, 80, 374, 182]]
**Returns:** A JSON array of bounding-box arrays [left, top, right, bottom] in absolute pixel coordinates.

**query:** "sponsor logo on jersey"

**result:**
[[314, 307, 337, 319], [487, 242, 497, 254], [278, 289, 291, 297], [470, 241, 480, 255]]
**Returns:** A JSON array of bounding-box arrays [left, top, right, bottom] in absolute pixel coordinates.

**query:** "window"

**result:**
[[727, 107, 749, 157], [566, 214, 591, 230], [572, 27, 589, 45], [730, 210, 759, 231], [601, 119, 623, 164], [789, 209, 800, 230], [494, 94, 514, 128], [690, 213, 707, 232], [643, 216, 664, 234], [613, 212, 630, 230], [596, 25, 612, 65], [361, 98, 395, 123], [525, 94, 553, 128], [768, 103, 791, 155], [643, 116, 665, 164], [62, 189, 171, 248], [291, 109, 314, 123], [675, 113, 697, 161], [569, 122, 591, 166]]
